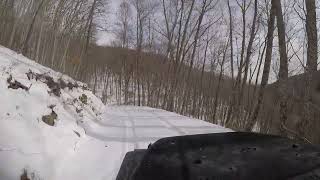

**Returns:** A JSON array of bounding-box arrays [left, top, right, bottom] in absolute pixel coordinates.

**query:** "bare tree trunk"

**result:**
[[240, 0, 258, 99], [85, 0, 97, 55], [77, 0, 97, 79], [274, 0, 289, 135], [51, 33, 58, 68], [300, 0, 318, 137], [246, 0, 276, 131], [35, 23, 44, 62], [8, 17, 18, 48], [227, 0, 234, 81], [181, 0, 207, 115], [198, 36, 210, 117], [21, 0, 45, 56], [226, 0, 249, 127], [213, 41, 229, 124], [237, 1, 247, 87], [60, 37, 71, 73], [305, 0, 318, 73], [168, 0, 195, 112]]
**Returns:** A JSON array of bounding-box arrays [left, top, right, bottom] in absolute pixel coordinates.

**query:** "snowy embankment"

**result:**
[[0, 46, 231, 180]]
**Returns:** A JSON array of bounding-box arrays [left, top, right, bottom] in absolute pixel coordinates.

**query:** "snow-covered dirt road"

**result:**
[[83, 106, 230, 148], [73, 105, 231, 180]]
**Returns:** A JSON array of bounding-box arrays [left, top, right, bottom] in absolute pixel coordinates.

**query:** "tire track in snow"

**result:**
[[125, 108, 138, 149], [80, 106, 231, 146], [150, 110, 186, 136]]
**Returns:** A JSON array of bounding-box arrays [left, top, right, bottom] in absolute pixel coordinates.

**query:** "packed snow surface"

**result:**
[[0, 46, 231, 180]]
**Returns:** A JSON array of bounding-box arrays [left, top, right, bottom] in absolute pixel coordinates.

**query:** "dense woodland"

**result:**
[[1, 0, 320, 143]]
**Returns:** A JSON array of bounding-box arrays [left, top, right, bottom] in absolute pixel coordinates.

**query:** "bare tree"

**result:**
[[180, 0, 218, 115], [300, 0, 318, 136], [240, 0, 258, 101], [274, 0, 289, 134], [115, 0, 132, 104], [131, 0, 157, 106], [21, 0, 46, 55], [226, 0, 254, 127], [246, 0, 276, 131], [227, 0, 234, 81], [115, 0, 132, 48]]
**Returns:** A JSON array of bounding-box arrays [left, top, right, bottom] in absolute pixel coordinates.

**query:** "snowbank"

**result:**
[[0, 46, 104, 180]]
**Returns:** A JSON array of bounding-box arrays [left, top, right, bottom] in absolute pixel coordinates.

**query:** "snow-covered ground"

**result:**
[[0, 46, 231, 180]]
